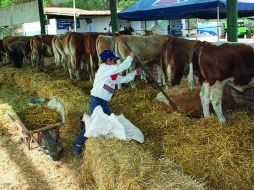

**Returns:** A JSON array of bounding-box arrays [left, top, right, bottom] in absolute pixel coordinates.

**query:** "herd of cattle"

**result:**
[[0, 30, 253, 123]]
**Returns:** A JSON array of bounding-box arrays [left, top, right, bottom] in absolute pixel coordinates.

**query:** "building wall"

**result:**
[[92, 16, 111, 32], [22, 21, 41, 36]]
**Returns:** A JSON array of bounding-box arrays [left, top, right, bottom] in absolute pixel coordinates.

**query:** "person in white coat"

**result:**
[[72, 49, 141, 157]]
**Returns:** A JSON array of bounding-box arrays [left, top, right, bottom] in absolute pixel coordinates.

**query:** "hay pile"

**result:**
[[83, 138, 204, 190], [19, 105, 61, 130], [111, 82, 254, 190], [1, 67, 253, 190], [0, 68, 205, 189]]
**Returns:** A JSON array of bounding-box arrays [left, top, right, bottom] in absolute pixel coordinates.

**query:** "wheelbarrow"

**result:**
[[7, 97, 66, 161]]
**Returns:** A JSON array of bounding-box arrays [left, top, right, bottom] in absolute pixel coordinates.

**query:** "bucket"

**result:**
[[29, 97, 46, 106]]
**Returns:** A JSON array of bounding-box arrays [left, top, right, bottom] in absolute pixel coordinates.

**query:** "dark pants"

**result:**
[[75, 96, 112, 146]]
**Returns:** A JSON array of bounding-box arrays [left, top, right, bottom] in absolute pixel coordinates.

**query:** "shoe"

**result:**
[[72, 143, 83, 158]]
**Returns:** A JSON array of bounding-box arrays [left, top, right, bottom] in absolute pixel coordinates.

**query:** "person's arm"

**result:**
[[111, 70, 137, 85], [105, 56, 133, 76]]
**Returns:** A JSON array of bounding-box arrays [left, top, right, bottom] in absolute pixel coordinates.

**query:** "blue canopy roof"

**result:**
[[117, 0, 254, 20]]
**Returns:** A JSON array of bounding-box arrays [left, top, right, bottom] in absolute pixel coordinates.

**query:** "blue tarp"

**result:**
[[117, 0, 254, 20]]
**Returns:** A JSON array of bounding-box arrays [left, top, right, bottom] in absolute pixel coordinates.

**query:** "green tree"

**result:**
[[0, 0, 12, 7], [58, 0, 109, 10], [118, 0, 139, 11]]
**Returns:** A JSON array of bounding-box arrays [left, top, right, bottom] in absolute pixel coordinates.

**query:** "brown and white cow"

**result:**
[[3, 36, 31, 64], [0, 39, 4, 63], [30, 35, 54, 69], [96, 35, 119, 65], [114, 35, 171, 89], [161, 37, 199, 91], [62, 32, 84, 80], [52, 35, 66, 70], [192, 42, 254, 123], [63, 32, 118, 80]]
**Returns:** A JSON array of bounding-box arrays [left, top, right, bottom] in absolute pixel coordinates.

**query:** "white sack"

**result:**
[[83, 106, 144, 143]]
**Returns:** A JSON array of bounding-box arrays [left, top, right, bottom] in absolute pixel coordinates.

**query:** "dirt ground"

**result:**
[[0, 98, 89, 190]]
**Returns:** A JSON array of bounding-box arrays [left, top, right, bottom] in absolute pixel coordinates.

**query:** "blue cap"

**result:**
[[100, 50, 120, 62]]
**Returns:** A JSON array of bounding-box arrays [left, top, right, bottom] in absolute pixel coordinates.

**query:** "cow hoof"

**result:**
[[219, 117, 227, 124]]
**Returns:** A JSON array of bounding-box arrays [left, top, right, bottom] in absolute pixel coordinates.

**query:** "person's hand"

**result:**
[[129, 51, 136, 58], [136, 68, 142, 75]]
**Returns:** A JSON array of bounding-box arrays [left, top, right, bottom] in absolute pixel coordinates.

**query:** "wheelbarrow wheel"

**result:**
[[42, 131, 63, 161]]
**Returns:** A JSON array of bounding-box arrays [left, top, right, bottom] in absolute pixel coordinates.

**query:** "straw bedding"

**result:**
[[19, 105, 62, 130], [0, 66, 253, 190]]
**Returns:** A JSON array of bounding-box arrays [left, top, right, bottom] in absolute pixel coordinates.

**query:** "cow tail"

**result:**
[[114, 38, 122, 64], [161, 39, 171, 86], [52, 36, 58, 66], [67, 35, 75, 70], [96, 36, 102, 65]]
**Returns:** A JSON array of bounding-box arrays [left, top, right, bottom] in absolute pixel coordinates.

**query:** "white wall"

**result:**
[[47, 19, 57, 34], [22, 21, 41, 36], [92, 16, 111, 32]]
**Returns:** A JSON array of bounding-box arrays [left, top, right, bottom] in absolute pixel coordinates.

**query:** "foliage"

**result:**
[[118, 0, 139, 11], [0, 0, 138, 10], [58, 0, 109, 10], [0, 0, 12, 7]]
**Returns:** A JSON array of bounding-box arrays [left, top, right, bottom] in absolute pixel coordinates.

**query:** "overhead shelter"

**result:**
[[44, 7, 111, 19], [117, 0, 254, 20]]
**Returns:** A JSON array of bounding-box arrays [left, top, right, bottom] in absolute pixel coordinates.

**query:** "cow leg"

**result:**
[[141, 70, 147, 82], [165, 64, 172, 90], [81, 55, 85, 70], [210, 81, 226, 123], [31, 51, 36, 68], [172, 67, 185, 87], [157, 64, 163, 85], [187, 62, 195, 92], [74, 53, 81, 80], [200, 82, 211, 118], [129, 64, 137, 90], [60, 54, 67, 69], [90, 55, 95, 80], [54, 52, 61, 69], [67, 54, 75, 80]]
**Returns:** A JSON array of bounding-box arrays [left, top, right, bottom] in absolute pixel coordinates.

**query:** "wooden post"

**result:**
[[38, 0, 46, 34], [110, 0, 118, 32], [227, 0, 238, 42]]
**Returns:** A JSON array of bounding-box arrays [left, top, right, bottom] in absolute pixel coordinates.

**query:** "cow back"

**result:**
[[198, 43, 254, 86], [3, 36, 30, 52], [115, 35, 171, 64]]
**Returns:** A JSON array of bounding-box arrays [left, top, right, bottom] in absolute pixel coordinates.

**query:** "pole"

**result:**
[[110, 0, 118, 32], [227, 0, 238, 42], [196, 18, 198, 40], [73, 0, 77, 32], [188, 19, 190, 37], [217, 6, 220, 42], [38, 0, 46, 34]]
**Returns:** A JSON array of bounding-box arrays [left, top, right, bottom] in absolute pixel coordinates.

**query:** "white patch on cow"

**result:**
[[200, 82, 211, 118], [53, 46, 61, 69], [90, 54, 94, 81], [75, 70, 81, 81], [210, 81, 227, 123], [157, 64, 163, 85], [141, 70, 147, 82], [45, 44, 53, 57], [166, 64, 172, 89], [187, 62, 195, 92]]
